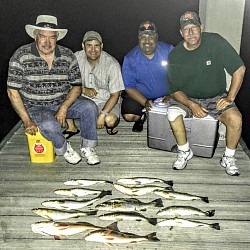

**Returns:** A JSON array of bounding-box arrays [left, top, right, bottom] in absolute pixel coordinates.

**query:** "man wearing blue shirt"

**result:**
[[121, 21, 174, 132]]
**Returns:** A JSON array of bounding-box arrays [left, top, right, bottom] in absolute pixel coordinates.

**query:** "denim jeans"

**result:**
[[27, 96, 98, 155]]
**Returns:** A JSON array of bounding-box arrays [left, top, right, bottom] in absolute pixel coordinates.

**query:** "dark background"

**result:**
[[0, 0, 249, 149]]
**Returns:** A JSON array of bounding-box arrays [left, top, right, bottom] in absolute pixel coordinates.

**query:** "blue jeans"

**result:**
[[27, 96, 98, 155]]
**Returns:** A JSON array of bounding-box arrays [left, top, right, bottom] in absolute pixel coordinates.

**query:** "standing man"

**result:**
[[7, 15, 100, 165], [121, 21, 174, 132], [167, 11, 245, 176], [64, 31, 124, 137]]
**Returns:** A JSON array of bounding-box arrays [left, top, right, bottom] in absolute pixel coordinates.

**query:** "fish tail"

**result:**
[[105, 180, 113, 184], [87, 210, 98, 216], [164, 180, 174, 186], [146, 232, 160, 242], [103, 190, 112, 196], [98, 190, 111, 199], [152, 198, 164, 208], [201, 197, 209, 203], [148, 218, 157, 226], [210, 223, 220, 230], [206, 210, 215, 217]]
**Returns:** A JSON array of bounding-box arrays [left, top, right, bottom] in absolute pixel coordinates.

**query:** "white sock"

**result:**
[[224, 147, 235, 157], [178, 142, 190, 152]]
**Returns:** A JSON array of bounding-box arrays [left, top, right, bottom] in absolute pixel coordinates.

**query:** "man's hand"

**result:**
[[83, 87, 98, 98], [190, 102, 208, 118], [55, 106, 68, 127], [216, 97, 233, 111], [145, 100, 153, 112], [24, 120, 38, 135], [97, 113, 105, 129], [162, 95, 171, 103]]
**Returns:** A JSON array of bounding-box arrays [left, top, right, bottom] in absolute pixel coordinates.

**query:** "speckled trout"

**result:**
[[116, 177, 173, 186], [157, 218, 220, 230], [32, 208, 97, 220], [64, 179, 113, 186], [157, 206, 215, 217], [98, 211, 157, 225], [113, 183, 172, 196], [42, 191, 108, 210], [153, 190, 209, 203], [54, 188, 112, 197], [95, 197, 163, 212]]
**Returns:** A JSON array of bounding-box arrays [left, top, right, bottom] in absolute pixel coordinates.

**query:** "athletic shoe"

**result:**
[[172, 149, 193, 170], [81, 147, 100, 165], [220, 155, 240, 176], [63, 142, 82, 164]]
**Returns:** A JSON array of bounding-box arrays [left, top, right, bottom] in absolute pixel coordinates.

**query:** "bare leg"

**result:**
[[169, 115, 187, 146], [219, 108, 242, 149], [65, 119, 78, 132]]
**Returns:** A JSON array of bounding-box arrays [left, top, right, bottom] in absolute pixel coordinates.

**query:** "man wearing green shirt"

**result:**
[[166, 11, 245, 176]]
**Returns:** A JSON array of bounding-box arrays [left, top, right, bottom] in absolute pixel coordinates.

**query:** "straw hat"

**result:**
[[25, 15, 68, 40]]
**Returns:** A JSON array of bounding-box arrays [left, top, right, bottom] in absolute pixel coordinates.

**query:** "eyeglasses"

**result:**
[[182, 26, 200, 34]]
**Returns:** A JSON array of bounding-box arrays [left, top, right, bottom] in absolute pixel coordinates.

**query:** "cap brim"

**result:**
[[25, 24, 68, 40]]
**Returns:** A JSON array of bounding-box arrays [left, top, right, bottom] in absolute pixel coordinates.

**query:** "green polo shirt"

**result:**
[[167, 32, 244, 99]]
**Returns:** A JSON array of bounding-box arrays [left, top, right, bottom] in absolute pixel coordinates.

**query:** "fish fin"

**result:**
[[107, 222, 119, 232], [146, 232, 160, 242], [54, 235, 61, 240], [139, 208, 147, 212], [152, 198, 164, 208], [148, 218, 157, 226], [105, 180, 113, 184], [98, 190, 110, 199], [206, 210, 215, 217], [103, 190, 112, 196], [211, 223, 220, 230], [104, 242, 113, 246], [170, 226, 174, 230], [164, 186, 174, 191], [202, 197, 209, 203], [87, 210, 98, 216], [164, 180, 174, 186]]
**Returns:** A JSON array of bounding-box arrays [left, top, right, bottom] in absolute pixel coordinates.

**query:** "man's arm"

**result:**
[[125, 88, 148, 107], [217, 65, 246, 110], [7, 88, 38, 135], [55, 86, 81, 127]]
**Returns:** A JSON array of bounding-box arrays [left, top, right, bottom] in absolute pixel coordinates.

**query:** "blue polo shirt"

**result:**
[[122, 41, 174, 100]]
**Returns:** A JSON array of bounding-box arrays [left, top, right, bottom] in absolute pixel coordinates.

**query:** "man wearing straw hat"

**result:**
[[7, 15, 100, 165]]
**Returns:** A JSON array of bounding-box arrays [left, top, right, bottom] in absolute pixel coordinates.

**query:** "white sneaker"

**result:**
[[220, 155, 240, 176], [81, 147, 100, 165], [63, 142, 81, 165], [173, 149, 193, 170]]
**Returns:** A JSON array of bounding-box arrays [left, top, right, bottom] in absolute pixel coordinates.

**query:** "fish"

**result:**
[[98, 211, 157, 225], [64, 179, 113, 186], [116, 177, 173, 186], [113, 183, 173, 196], [42, 190, 108, 210], [32, 208, 97, 220], [31, 221, 104, 240], [157, 206, 215, 217], [95, 198, 163, 212], [153, 190, 209, 203], [157, 218, 220, 230], [54, 188, 112, 197], [85, 227, 160, 246]]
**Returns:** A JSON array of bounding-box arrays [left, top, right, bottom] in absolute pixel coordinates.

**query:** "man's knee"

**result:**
[[167, 107, 187, 122], [221, 109, 242, 129]]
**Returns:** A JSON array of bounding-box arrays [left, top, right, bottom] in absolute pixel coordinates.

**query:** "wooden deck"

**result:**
[[0, 119, 250, 250]]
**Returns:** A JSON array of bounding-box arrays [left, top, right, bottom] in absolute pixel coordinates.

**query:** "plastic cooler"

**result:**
[[147, 104, 219, 158], [25, 129, 55, 163]]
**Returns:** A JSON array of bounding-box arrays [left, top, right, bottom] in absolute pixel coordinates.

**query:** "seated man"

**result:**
[[167, 11, 245, 176], [7, 15, 100, 165], [121, 20, 174, 132], [64, 31, 124, 137]]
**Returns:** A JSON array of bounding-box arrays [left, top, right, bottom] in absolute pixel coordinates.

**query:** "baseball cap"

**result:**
[[83, 31, 102, 43], [138, 21, 157, 37], [180, 11, 201, 30]]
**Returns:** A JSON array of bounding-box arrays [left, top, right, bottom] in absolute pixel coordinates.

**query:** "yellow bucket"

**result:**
[[25, 129, 55, 163]]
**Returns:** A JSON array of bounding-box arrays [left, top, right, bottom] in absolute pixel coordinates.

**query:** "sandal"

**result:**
[[62, 129, 80, 139], [106, 126, 118, 135]]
